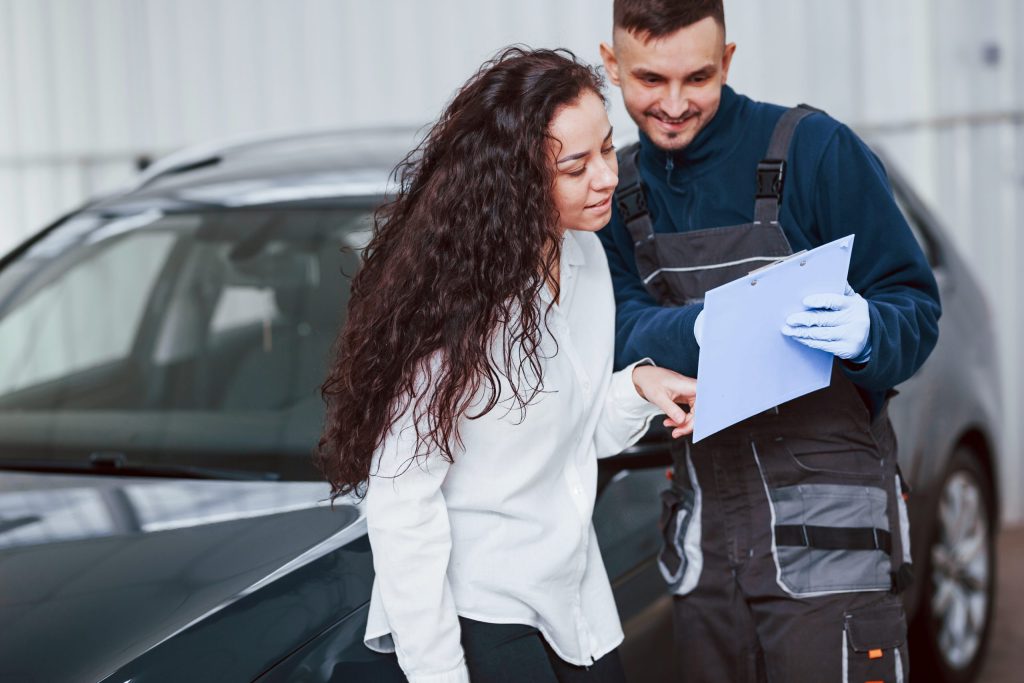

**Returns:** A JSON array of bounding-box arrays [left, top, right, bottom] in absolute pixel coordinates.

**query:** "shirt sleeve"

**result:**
[[810, 125, 942, 391], [593, 358, 663, 459], [364, 390, 469, 683], [597, 215, 704, 376]]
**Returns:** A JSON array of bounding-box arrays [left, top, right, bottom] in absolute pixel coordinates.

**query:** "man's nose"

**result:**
[[661, 82, 689, 118]]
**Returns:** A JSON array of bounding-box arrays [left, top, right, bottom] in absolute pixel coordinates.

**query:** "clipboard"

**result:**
[[692, 234, 855, 442]]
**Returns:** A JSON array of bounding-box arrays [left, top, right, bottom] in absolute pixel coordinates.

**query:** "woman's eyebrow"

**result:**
[[556, 127, 614, 164]]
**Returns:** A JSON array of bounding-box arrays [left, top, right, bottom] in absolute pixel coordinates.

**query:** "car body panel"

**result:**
[[0, 129, 1000, 682], [0, 473, 367, 682], [880, 161, 1003, 617]]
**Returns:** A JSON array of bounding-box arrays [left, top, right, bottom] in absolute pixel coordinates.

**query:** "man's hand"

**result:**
[[632, 365, 697, 438], [781, 283, 871, 362]]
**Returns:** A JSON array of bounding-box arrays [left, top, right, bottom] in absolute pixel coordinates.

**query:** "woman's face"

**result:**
[[548, 90, 619, 233]]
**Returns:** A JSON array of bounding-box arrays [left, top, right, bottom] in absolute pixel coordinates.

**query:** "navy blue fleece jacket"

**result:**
[[598, 86, 941, 417]]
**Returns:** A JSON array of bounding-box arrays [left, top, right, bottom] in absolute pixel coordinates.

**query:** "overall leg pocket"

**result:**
[[658, 486, 694, 592], [658, 464, 703, 596], [843, 599, 910, 683], [754, 439, 894, 596]]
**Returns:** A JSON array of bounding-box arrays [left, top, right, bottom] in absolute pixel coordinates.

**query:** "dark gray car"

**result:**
[[0, 129, 1000, 683]]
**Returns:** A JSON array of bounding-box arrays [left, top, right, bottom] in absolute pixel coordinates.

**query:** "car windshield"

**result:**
[[0, 205, 374, 480]]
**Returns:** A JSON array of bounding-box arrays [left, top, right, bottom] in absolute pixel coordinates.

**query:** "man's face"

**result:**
[[601, 17, 736, 151]]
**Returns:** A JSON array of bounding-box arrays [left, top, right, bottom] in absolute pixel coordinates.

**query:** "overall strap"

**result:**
[[613, 143, 678, 304], [614, 142, 653, 246], [753, 104, 823, 226]]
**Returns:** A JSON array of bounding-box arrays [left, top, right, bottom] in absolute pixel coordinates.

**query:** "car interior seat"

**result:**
[[217, 245, 351, 411]]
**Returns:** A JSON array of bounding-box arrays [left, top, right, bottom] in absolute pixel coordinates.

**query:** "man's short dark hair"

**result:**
[[613, 0, 725, 41]]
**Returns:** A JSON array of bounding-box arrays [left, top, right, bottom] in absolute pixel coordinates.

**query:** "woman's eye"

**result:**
[[568, 167, 587, 177], [601, 145, 616, 156]]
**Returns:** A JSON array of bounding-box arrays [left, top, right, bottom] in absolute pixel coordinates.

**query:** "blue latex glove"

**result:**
[[781, 284, 872, 363], [694, 310, 705, 347]]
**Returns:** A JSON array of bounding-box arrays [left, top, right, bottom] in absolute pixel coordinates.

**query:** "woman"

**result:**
[[318, 47, 696, 683]]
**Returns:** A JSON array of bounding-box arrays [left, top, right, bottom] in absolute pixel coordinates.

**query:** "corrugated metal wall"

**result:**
[[1, 0, 1021, 519]]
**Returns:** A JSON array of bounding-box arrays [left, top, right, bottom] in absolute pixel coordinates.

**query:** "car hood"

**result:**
[[0, 471, 366, 682]]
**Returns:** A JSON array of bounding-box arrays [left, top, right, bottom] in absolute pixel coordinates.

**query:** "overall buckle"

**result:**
[[616, 186, 648, 222], [756, 159, 786, 199]]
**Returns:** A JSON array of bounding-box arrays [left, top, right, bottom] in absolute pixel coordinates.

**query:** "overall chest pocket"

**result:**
[[782, 439, 886, 485]]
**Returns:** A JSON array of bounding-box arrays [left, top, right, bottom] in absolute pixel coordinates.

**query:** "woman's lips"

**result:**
[[586, 195, 612, 210]]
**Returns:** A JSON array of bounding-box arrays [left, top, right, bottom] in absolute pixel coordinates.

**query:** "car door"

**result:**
[[594, 434, 674, 681]]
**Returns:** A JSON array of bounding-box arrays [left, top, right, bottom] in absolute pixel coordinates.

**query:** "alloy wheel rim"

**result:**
[[931, 469, 991, 669]]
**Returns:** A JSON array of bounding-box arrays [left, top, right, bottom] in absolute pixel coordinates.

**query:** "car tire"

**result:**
[[910, 445, 997, 683]]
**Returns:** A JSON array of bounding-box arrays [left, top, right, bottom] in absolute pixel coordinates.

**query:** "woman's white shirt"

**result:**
[[363, 230, 661, 683]]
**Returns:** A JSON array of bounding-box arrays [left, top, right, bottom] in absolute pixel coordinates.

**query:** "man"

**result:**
[[597, 1, 940, 681]]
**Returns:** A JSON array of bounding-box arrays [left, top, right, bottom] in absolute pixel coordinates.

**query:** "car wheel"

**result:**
[[910, 445, 997, 683]]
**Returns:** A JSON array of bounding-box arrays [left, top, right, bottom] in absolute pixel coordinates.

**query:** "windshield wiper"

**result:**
[[0, 452, 279, 481]]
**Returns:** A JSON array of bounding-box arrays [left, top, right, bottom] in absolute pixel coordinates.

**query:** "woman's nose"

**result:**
[[593, 161, 618, 191]]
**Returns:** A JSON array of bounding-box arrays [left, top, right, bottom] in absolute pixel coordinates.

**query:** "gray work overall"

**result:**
[[615, 107, 912, 682]]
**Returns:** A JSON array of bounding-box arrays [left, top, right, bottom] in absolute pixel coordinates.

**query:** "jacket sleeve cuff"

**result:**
[[407, 660, 470, 683], [611, 357, 662, 417], [841, 302, 882, 384], [850, 341, 872, 365]]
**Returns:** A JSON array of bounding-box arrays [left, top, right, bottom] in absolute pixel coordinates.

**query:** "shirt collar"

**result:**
[[539, 231, 585, 307], [562, 229, 586, 268]]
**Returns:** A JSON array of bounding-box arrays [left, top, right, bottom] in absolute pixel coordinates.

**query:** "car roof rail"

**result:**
[[129, 129, 312, 190], [129, 125, 426, 192], [133, 155, 223, 189]]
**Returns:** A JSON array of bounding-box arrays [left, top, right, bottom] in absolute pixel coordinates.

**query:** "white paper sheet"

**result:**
[[692, 234, 855, 442]]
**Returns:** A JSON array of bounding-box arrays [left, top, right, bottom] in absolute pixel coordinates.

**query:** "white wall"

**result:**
[[1, 0, 1021, 518], [0, 0, 628, 250]]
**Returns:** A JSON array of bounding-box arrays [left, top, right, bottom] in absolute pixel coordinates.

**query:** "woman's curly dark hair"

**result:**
[[317, 46, 606, 500]]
